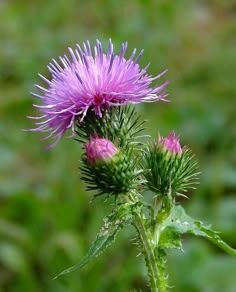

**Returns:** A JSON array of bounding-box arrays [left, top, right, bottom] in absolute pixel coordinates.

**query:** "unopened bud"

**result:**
[[82, 136, 140, 197], [158, 131, 182, 155], [85, 137, 118, 165], [142, 131, 198, 197]]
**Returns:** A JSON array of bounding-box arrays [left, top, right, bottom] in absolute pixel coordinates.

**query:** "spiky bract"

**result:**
[[141, 143, 199, 197], [76, 106, 146, 148], [81, 148, 142, 197]]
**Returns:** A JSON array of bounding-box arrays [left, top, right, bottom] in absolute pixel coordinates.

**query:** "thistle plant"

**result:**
[[28, 39, 236, 291]]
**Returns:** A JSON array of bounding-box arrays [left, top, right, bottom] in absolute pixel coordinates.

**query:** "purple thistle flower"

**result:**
[[158, 131, 182, 154], [85, 136, 118, 165], [28, 39, 168, 148]]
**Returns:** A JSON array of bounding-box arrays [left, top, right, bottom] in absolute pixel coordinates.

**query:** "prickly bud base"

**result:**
[[81, 149, 140, 197]]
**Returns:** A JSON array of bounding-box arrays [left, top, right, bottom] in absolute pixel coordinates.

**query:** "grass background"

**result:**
[[0, 0, 236, 291]]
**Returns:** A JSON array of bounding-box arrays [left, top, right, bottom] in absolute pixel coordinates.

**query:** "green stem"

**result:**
[[153, 196, 161, 245], [133, 212, 159, 291], [128, 193, 168, 292], [133, 212, 168, 292]]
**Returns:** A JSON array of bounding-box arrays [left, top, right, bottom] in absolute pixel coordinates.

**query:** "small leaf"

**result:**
[[160, 205, 236, 256], [53, 202, 134, 279]]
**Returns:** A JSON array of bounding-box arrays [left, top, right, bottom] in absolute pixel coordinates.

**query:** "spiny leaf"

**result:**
[[195, 221, 236, 257], [53, 202, 134, 279], [160, 205, 236, 256]]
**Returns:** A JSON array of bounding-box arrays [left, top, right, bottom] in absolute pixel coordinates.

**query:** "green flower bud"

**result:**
[[141, 132, 199, 197], [81, 136, 140, 197]]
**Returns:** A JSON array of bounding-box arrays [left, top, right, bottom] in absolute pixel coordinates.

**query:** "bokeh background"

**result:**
[[1, 0, 236, 291]]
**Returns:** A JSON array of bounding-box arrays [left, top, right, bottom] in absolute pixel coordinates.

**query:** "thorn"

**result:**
[[130, 236, 138, 241]]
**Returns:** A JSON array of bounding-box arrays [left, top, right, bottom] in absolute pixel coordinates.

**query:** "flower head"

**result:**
[[85, 136, 118, 165], [28, 39, 168, 148], [158, 131, 182, 154]]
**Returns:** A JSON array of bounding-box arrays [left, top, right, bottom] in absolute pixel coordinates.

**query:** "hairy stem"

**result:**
[[128, 192, 168, 292]]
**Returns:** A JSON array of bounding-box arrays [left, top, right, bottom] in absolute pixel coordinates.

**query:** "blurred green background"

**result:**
[[1, 0, 236, 291]]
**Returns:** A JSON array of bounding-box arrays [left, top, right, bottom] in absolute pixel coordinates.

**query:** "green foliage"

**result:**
[[54, 201, 134, 279], [159, 206, 236, 257]]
